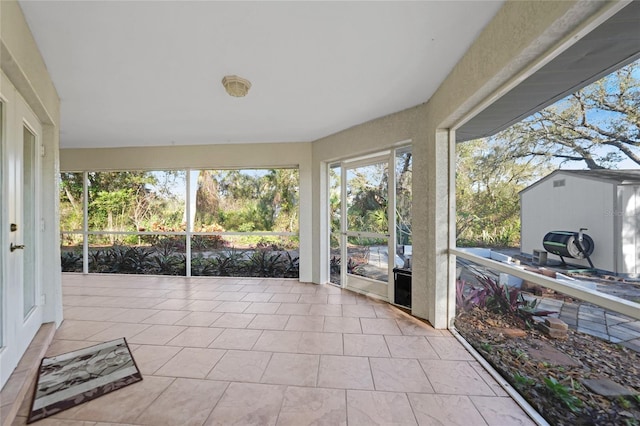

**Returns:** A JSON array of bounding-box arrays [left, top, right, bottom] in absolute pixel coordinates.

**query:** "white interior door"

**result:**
[[1, 83, 44, 389]]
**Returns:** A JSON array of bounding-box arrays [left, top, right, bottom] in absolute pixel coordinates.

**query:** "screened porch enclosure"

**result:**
[[60, 168, 300, 278]]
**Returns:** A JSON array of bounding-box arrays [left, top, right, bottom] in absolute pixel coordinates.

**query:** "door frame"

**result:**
[[0, 74, 45, 389], [340, 154, 393, 300]]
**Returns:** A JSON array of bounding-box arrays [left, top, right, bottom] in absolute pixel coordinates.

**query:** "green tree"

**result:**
[[456, 139, 551, 247], [498, 59, 639, 169]]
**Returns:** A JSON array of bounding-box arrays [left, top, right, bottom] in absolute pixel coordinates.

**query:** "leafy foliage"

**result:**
[[79, 242, 299, 278], [456, 272, 546, 320], [542, 377, 583, 413], [499, 60, 640, 170], [456, 60, 639, 248]]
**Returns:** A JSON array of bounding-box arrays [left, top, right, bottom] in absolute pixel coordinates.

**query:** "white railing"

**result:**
[[451, 248, 640, 321]]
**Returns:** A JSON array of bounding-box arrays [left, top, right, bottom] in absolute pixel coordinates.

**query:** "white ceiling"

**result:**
[[19, 1, 504, 148]]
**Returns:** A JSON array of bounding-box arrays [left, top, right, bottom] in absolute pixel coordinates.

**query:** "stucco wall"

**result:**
[[311, 0, 616, 328], [1, 0, 61, 326], [521, 174, 616, 272]]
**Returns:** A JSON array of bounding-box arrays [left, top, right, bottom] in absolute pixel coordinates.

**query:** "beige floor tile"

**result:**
[[469, 362, 509, 397], [276, 386, 346, 426], [315, 284, 343, 294], [65, 376, 174, 423], [420, 360, 495, 395], [45, 340, 97, 357], [127, 324, 187, 345], [207, 350, 272, 382], [131, 344, 182, 375], [166, 326, 224, 347], [269, 293, 300, 303], [211, 313, 256, 328], [204, 382, 286, 426], [120, 297, 167, 309], [61, 306, 125, 321], [109, 308, 161, 323], [253, 330, 302, 353], [276, 303, 311, 315], [342, 305, 376, 318], [309, 304, 342, 317], [323, 317, 362, 334], [372, 304, 407, 319], [215, 284, 243, 292], [384, 335, 438, 359], [54, 320, 114, 341], [327, 294, 358, 305], [263, 286, 292, 294], [360, 318, 402, 335], [247, 314, 290, 330], [212, 301, 251, 312], [285, 315, 325, 332], [135, 378, 228, 426], [370, 358, 433, 393], [155, 347, 226, 378], [152, 298, 194, 310], [396, 318, 444, 336], [470, 396, 536, 425], [427, 336, 475, 360], [174, 311, 223, 326], [298, 332, 343, 355], [244, 302, 281, 314], [297, 294, 329, 304], [347, 390, 418, 426], [214, 292, 248, 302], [241, 292, 274, 302], [209, 328, 263, 350], [344, 334, 390, 357], [289, 286, 317, 294], [141, 310, 190, 325], [48, 275, 532, 426], [260, 353, 319, 387], [317, 355, 374, 390], [85, 323, 152, 342], [408, 394, 488, 426], [190, 291, 221, 300], [185, 300, 222, 311]]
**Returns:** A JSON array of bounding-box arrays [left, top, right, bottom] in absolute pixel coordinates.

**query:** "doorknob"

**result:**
[[10, 243, 25, 252]]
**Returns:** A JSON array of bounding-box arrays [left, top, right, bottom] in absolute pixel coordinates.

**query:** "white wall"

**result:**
[[618, 185, 640, 276], [521, 173, 616, 272]]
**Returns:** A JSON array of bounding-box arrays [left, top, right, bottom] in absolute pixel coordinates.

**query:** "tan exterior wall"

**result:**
[[1, 0, 61, 325], [60, 143, 311, 171], [311, 0, 616, 328]]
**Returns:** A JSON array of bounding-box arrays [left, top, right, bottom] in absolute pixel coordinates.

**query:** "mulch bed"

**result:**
[[455, 308, 640, 425]]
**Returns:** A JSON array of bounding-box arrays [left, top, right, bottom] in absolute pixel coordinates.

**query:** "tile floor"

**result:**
[[12, 274, 536, 425]]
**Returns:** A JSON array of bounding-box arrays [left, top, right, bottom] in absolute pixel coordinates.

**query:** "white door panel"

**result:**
[[1, 74, 43, 389]]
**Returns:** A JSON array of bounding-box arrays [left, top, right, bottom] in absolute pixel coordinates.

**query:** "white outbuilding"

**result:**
[[520, 170, 640, 277]]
